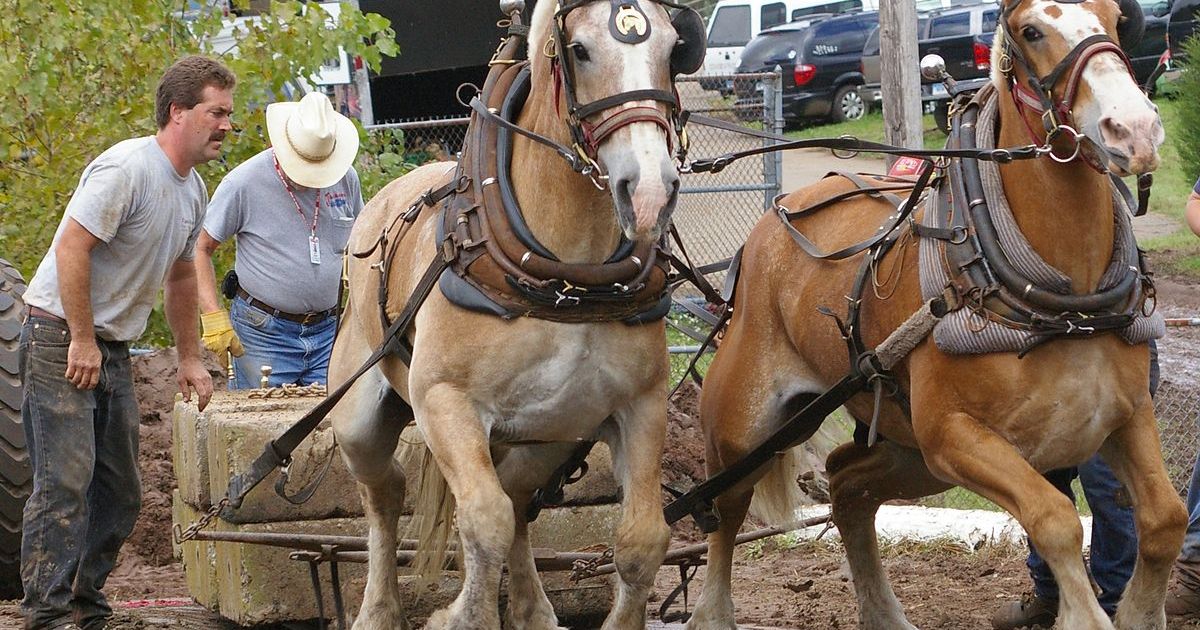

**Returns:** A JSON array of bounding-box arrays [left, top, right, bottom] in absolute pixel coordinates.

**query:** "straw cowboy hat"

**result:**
[[266, 92, 359, 189]]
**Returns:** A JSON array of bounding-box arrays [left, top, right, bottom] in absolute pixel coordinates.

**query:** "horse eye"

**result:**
[[1021, 25, 1043, 42], [569, 42, 590, 62]]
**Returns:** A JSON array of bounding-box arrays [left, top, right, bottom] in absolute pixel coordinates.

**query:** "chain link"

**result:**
[[173, 496, 230, 544], [247, 383, 328, 399], [569, 546, 614, 582]]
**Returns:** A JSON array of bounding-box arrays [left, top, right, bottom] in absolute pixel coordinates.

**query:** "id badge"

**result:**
[[309, 235, 321, 265]]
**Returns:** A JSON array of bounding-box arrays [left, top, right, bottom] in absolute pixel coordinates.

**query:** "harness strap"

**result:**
[[685, 114, 1043, 174], [469, 97, 585, 172], [224, 253, 450, 513]]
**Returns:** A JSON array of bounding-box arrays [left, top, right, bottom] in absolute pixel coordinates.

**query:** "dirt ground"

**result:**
[[0, 272, 1196, 629]]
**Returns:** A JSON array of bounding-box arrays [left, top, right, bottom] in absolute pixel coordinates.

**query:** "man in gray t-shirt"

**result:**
[[195, 92, 362, 389], [19, 56, 233, 630]]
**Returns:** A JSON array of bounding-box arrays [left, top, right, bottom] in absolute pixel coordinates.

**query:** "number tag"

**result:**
[[309, 235, 321, 265]]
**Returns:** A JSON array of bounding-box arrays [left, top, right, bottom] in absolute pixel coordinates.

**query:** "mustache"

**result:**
[[209, 131, 227, 142]]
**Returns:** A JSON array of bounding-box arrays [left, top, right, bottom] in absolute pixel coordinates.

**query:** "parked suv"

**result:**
[[735, 11, 880, 124]]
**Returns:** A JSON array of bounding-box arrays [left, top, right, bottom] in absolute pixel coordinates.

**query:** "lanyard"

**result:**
[[272, 150, 320, 236]]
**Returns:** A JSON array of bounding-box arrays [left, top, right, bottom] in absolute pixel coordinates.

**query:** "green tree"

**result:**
[[0, 0, 401, 346], [1176, 36, 1200, 185]]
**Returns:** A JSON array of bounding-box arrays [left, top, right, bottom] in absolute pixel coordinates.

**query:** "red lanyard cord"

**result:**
[[272, 150, 321, 235]]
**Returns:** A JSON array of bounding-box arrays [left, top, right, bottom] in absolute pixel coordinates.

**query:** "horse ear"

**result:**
[[1116, 0, 1146, 49], [670, 8, 707, 76]]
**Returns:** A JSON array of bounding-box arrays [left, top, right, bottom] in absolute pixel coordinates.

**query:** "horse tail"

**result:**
[[747, 420, 842, 527], [399, 441, 459, 595]]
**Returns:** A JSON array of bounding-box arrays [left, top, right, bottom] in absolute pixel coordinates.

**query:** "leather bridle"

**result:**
[[996, 0, 1136, 164]]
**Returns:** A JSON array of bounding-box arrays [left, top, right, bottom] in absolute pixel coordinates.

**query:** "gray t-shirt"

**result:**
[[24, 136, 207, 342], [203, 148, 363, 314]]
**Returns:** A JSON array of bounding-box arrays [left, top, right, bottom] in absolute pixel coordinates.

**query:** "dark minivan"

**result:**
[[735, 11, 880, 124]]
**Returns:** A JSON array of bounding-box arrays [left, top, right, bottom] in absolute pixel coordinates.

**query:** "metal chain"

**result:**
[[569, 546, 614, 582], [173, 496, 230, 544], [247, 383, 328, 399]]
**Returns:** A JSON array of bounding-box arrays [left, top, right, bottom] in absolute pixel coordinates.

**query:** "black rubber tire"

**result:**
[[0, 258, 29, 599], [830, 84, 866, 123]]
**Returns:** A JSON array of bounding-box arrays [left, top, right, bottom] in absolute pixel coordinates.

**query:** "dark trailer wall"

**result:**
[[361, 0, 540, 122]]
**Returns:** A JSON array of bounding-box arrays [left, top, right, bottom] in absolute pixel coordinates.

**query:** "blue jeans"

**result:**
[[1026, 340, 1159, 614], [19, 315, 141, 630], [229, 296, 337, 389], [1028, 455, 1137, 615]]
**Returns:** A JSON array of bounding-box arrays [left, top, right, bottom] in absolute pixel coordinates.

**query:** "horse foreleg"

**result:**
[[503, 495, 563, 630], [1102, 402, 1188, 630], [604, 390, 671, 630], [332, 367, 411, 630], [419, 384, 513, 630], [685, 485, 752, 630], [826, 440, 950, 630], [918, 411, 1112, 630]]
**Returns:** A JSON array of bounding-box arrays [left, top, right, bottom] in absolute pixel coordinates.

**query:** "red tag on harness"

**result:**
[[887, 156, 929, 179]]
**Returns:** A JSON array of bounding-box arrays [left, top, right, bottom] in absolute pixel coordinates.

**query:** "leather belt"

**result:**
[[236, 288, 335, 325], [27, 306, 66, 323]]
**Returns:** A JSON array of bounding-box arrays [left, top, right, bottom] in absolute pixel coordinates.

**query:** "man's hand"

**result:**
[[200, 309, 244, 368], [178, 355, 213, 411], [65, 338, 102, 390]]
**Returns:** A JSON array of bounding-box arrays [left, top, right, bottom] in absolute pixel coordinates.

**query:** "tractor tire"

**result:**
[[0, 257, 29, 599]]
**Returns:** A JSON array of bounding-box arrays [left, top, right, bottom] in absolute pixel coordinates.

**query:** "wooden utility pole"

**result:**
[[879, 0, 922, 160]]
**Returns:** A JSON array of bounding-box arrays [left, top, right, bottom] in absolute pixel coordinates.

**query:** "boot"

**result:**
[[991, 593, 1058, 629], [1165, 581, 1200, 617]]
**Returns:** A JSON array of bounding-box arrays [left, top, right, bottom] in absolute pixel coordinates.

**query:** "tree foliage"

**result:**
[[1175, 36, 1200, 187], [0, 0, 402, 345]]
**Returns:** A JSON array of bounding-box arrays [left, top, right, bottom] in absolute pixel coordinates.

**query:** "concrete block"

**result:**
[[172, 491, 220, 611], [529, 503, 622, 552], [204, 391, 364, 523], [172, 399, 211, 509]]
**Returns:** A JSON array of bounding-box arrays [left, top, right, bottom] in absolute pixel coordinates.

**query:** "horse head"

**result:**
[[530, 0, 704, 241], [994, 0, 1163, 174]]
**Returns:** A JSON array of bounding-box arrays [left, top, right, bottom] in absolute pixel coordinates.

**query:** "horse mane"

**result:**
[[527, 0, 557, 78]]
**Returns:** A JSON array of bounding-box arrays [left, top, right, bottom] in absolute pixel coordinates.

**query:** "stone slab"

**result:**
[[561, 442, 621, 507], [172, 399, 211, 509], [172, 491, 220, 611], [529, 503, 622, 552], [204, 391, 364, 523]]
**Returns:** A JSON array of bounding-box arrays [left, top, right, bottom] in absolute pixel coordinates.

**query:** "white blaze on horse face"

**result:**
[[572, 3, 681, 241], [1024, 0, 1163, 173]]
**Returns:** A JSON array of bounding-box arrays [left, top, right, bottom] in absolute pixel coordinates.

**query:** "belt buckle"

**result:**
[[301, 311, 326, 325]]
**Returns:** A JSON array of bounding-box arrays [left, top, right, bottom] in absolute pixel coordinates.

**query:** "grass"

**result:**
[[783, 109, 948, 146]]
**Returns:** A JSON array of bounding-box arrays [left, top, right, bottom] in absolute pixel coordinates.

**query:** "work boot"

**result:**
[[991, 593, 1058, 629], [1166, 581, 1200, 617]]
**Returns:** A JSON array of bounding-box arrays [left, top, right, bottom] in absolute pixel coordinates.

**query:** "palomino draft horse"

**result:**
[[328, 0, 704, 628], [689, 0, 1185, 628]]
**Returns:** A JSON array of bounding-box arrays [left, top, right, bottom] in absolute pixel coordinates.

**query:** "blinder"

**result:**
[[1116, 0, 1146, 49], [670, 7, 707, 76]]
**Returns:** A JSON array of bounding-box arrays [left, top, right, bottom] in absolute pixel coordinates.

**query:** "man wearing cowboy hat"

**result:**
[[194, 91, 362, 389]]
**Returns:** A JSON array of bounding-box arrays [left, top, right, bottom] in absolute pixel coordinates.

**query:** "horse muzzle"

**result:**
[[609, 156, 680, 241], [1095, 107, 1164, 176]]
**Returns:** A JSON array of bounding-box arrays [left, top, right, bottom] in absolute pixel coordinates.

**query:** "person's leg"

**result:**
[[297, 315, 336, 385], [1077, 454, 1137, 616], [71, 342, 142, 630], [19, 317, 98, 629], [1177, 449, 1200, 591]]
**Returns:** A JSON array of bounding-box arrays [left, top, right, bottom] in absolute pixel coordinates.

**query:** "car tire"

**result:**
[[830, 84, 866, 123], [0, 257, 29, 599], [934, 100, 951, 135]]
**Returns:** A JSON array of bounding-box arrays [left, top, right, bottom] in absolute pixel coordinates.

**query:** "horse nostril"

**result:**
[[1099, 116, 1130, 142]]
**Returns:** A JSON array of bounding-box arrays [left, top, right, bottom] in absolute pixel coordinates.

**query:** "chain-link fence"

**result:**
[[364, 72, 783, 299], [1157, 378, 1200, 497]]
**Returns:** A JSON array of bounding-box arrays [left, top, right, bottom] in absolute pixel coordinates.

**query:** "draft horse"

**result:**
[[688, 0, 1186, 628], [327, 0, 704, 628]]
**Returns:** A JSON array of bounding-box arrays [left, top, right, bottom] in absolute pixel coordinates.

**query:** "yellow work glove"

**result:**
[[200, 309, 244, 367]]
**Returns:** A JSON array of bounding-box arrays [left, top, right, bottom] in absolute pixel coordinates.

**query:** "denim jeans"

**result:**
[[1027, 455, 1137, 615], [1178, 453, 1200, 590], [1025, 340, 1159, 614], [19, 315, 141, 630], [229, 296, 337, 389]]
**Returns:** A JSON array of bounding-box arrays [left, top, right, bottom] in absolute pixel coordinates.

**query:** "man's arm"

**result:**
[[165, 257, 213, 410], [194, 230, 223, 313], [1186, 192, 1200, 238], [56, 219, 103, 389]]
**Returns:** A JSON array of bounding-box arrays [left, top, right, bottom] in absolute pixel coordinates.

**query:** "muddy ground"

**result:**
[[0, 273, 1196, 629]]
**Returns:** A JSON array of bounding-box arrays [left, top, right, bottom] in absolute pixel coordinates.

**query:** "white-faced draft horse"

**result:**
[[327, 0, 706, 628], [687, 0, 1186, 628]]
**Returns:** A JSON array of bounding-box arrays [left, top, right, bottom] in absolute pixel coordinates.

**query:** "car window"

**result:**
[[762, 2, 788, 30], [810, 17, 869, 56], [982, 9, 998, 33], [792, 0, 862, 20], [708, 5, 752, 47], [863, 26, 880, 56], [928, 11, 970, 38], [1172, 0, 1200, 21]]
